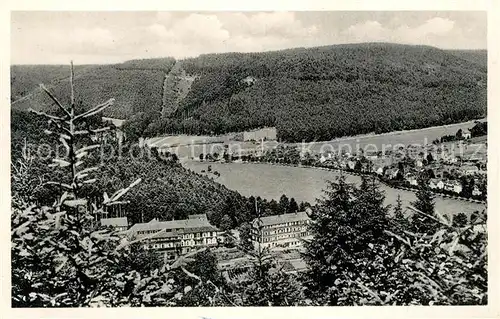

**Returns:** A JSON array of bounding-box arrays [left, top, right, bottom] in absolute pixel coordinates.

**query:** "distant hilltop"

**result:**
[[11, 43, 486, 143]]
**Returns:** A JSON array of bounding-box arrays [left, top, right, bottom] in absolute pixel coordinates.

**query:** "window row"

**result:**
[[261, 220, 309, 229]]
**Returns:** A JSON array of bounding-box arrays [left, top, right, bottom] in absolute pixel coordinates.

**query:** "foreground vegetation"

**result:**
[[11, 63, 487, 307]]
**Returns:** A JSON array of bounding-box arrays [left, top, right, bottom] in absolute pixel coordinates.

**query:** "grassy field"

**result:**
[[293, 119, 486, 155], [148, 119, 486, 161]]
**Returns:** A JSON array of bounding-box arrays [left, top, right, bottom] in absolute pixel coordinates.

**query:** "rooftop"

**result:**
[[252, 210, 310, 227], [128, 215, 219, 234], [100, 217, 128, 228], [444, 180, 462, 186], [460, 165, 479, 171]]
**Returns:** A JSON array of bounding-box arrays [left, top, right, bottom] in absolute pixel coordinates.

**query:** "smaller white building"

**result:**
[[444, 180, 463, 194], [463, 130, 472, 139]]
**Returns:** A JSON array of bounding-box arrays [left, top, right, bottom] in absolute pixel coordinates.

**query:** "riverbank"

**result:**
[[236, 161, 487, 205]]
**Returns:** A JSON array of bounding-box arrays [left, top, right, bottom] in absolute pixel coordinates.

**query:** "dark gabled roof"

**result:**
[[252, 211, 310, 228], [128, 215, 219, 235]]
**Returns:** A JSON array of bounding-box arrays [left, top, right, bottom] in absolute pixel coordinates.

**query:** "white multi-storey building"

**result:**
[[128, 214, 220, 259], [251, 210, 312, 250]]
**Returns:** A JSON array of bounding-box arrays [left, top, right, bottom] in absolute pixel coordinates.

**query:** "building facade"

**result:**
[[444, 180, 463, 194], [251, 211, 312, 250], [100, 217, 129, 232], [234, 127, 277, 142], [127, 214, 220, 259]]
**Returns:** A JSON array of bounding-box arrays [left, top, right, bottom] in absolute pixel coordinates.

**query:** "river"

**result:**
[[183, 161, 486, 216]]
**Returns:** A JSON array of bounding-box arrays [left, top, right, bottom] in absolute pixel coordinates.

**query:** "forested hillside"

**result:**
[[10, 64, 96, 102], [11, 58, 176, 119], [446, 49, 487, 68], [162, 43, 486, 142], [12, 43, 487, 142]]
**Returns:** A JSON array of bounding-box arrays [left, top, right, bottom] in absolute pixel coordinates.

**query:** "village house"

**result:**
[[372, 164, 384, 176], [415, 159, 424, 168], [443, 155, 458, 165], [472, 186, 483, 197], [338, 159, 347, 169], [251, 210, 312, 251], [319, 154, 327, 163], [459, 165, 479, 176], [429, 178, 444, 190], [127, 214, 220, 259], [444, 180, 463, 194], [384, 168, 400, 180], [361, 162, 371, 172], [347, 160, 356, 170], [453, 181, 463, 194], [463, 129, 472, 139], [100, 217, 129, 232], [405, 173, 418, 186]]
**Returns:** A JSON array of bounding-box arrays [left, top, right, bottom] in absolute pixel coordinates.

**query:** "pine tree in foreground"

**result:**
[[410, 171, 437, 234], [11, 63, 209, 307], [393, 194, 404, 219], [302, 175, 390, 305], [302, 174, 487, 306]]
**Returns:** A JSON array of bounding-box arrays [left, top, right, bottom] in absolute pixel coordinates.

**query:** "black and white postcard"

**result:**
[[2, 1, 499, 319]]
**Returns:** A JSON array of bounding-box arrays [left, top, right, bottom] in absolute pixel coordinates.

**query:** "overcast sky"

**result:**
[[11, 11, 487, 65]]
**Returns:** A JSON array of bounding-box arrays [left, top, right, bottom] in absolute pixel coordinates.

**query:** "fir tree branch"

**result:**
[[39, 84, 71, 118]]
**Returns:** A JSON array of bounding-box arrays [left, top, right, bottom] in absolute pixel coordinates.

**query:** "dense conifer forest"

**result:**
[[12, 44, 486, 142]]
